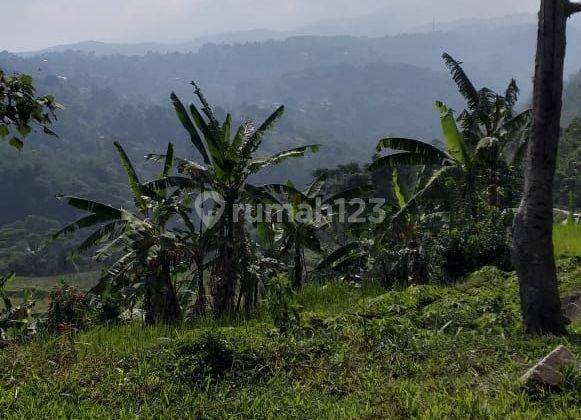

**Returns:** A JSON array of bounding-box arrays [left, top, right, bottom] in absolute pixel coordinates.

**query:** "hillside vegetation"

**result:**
[[0, 262, 579, 418]]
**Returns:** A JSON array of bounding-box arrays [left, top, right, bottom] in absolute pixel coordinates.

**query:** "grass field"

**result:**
[[0, 262, 579, 419], [554, 223, 581, 258]]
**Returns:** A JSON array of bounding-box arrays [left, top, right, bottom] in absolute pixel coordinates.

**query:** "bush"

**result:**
[[167, 331, 235, 384], [46, 283, 96, 333], [439, 209, 512, 280], [266, 274, 302, 334]]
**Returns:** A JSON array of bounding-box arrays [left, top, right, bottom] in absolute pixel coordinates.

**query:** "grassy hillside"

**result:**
[[0, 262, 579, 418]]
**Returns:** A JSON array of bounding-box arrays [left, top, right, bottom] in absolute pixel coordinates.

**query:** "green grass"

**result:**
[[2, 271, 99, 313], [554, 224, 581, 258], [1, 262, 580, 419]]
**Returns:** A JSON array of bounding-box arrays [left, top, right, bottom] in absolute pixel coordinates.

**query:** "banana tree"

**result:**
[[316, 168, 442, 286], [54, 142, 195, 324], [166, 83, 319, 313], [250, 176, 372, 288], [370, 53, 531, 218]]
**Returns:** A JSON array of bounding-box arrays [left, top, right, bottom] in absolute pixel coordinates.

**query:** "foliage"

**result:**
[[45, 283, 95, 333], [266, 274, 302, 334], [0, 271, 35, 344], [0, 70, 60, 150], [167, 330, 235, 383], [371, 53, 529, 219], [251, 176, 371, 288], [167, 83, 318, 314], [437, 208, 513, 279], [555, 118, 580, 211], [54, 142, 188, 324]]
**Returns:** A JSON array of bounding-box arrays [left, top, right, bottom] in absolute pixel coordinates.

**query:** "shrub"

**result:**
[[168, 331, 235, 383], [439, 209, 512, 280], [267, 274, 302, 334], [46, 283, 96, 333]]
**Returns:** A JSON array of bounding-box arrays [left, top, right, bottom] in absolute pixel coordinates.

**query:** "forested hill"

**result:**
[[1, 19, 581, 276]]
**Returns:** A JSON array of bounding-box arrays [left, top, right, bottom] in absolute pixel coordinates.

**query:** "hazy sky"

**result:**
[[1, 0, 538, 51]]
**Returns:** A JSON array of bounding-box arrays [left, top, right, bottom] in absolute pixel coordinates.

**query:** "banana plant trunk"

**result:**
[[292, 241, 305, 289], [192, 255, 207, 315], [512, 0, 580, 335], [144, 255, 181, 325], [208, 191, 240, 315]]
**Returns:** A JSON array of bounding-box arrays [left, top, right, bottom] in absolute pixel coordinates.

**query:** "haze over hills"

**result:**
[[17, 13, 545, 58]]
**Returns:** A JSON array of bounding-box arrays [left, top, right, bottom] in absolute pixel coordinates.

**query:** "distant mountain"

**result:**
[[19, 29, 289, 57], [412, 13, 536, 34]]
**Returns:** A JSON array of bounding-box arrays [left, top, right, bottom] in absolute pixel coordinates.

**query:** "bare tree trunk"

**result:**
[[512, 0, 581, 334]]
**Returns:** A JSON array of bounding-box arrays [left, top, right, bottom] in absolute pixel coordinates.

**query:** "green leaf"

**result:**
[[442, 53, 479, 111], [372, 138, 447, 170], [75, 221, 128, 254], [304, 174, 328, 199], [16, 124, 31, 138], [393, 165, 466, 220], [162, 143, 175, 178], [0, 125, 9, 138], [323, 185, 373, 205], [316, 242, 361, 271], [144, 176, 201, 192], [223, 114, 232, 144], [248, 144, 320, 173], [369, 151, 442, 171], [53, 212, 123, 239], [246, 105, 285, 152], [56, 195, 124, 217], [113, 142, 147, 214], [435, 101, 467, 164], [170, 92, 210, 164], [256, 222, 275, 248], [392, 168, 407, 210]]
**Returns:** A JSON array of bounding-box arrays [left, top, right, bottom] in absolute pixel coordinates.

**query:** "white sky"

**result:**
[[1, 0, 538, 51]]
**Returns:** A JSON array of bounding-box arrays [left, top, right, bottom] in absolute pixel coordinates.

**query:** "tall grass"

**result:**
[[553, 223, 581, 258]]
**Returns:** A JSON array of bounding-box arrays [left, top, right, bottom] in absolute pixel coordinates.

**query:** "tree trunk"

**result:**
[[512, 0, 581, 335]]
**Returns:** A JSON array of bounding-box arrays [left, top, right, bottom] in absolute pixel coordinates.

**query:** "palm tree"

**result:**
[[250, 176, 371, 289], [167, 83, 319, 314], [54, 142, 194, 324]]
